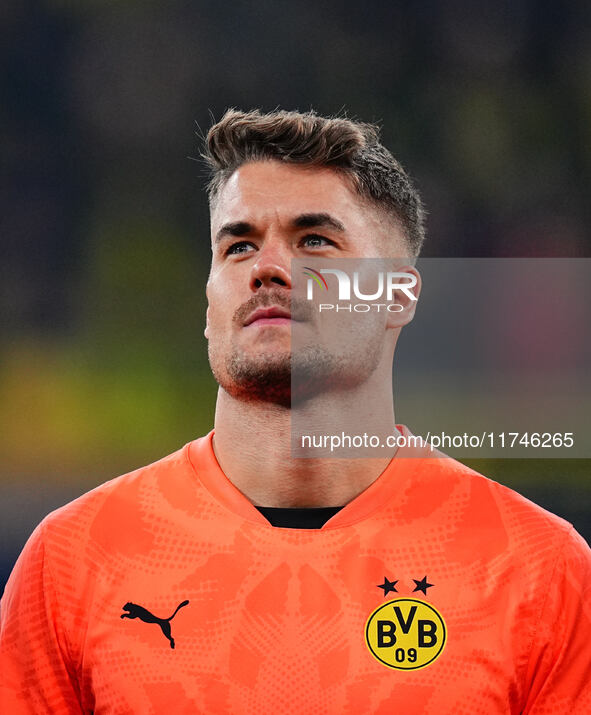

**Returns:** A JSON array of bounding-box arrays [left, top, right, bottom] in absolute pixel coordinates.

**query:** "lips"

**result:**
[[244, 306, 292, 326]]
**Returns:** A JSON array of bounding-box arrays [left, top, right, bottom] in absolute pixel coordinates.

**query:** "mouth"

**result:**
[[244, 306, 292, 327]]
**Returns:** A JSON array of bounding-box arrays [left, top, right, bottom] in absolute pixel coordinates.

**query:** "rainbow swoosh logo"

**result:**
[[303, 267, 328, 290]]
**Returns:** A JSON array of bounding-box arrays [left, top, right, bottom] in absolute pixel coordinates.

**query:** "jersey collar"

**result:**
[[187, 426, 435, 530]]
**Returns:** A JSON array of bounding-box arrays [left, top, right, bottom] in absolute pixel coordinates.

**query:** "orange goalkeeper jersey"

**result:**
[[1, 426, 591, 714]]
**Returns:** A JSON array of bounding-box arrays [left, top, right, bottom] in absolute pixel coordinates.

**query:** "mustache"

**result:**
[[234, 290, 314, 325]]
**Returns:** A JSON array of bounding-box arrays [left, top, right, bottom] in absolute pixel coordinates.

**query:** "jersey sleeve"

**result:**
[[0, 520, 83, 714], [522, 525, 591, 714]]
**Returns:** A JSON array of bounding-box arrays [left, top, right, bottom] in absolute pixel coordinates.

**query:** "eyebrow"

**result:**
[[215, 212, 346, 243], [215, 221, 252, 243], [291, 212, 346, 232]]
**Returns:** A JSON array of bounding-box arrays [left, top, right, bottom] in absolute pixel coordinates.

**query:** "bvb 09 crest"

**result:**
[[365, 598, 447, 670]]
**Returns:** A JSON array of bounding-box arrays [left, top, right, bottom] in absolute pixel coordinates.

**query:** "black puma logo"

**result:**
[[120, 600, 189, 649]]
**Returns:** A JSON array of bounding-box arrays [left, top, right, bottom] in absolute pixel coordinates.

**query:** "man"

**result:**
[[1, 109, 590, 713]]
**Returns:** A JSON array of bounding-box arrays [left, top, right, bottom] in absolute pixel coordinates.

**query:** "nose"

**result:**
[[249, 238, 291, 291]]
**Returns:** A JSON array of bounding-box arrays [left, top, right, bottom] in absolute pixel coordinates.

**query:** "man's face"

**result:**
[[205, 160, 412, 405]]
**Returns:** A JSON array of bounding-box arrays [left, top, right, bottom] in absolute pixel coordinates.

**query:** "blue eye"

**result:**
[[302, 234, 332, 248], [226, 241, 255, 255]]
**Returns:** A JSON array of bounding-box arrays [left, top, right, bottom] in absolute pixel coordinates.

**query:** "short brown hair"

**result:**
[[202, 109, 426, 256]]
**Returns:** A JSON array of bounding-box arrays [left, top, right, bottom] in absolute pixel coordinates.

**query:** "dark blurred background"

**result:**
[[1, 0, 590, 594]]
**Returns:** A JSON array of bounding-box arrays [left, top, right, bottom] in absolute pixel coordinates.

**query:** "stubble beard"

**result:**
[[222, 347, 292, 407], [210, 339, 383, 408], [208, 288, 385, 407]]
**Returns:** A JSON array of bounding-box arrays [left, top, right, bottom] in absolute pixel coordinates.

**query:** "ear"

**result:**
[[204, 305, 210, 339], [386, 265, 422, 330]]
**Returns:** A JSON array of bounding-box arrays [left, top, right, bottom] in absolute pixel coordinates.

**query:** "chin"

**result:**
[[210, 351, 292, 407]]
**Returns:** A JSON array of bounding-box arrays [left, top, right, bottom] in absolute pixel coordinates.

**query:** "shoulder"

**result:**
[[404, 450, 588, 571], [37, 442, 195, 555], [462, 458, 573, 537], [427, 450, 574, 534], [396, 426, 575, 544], [3, 442, 200, 628]]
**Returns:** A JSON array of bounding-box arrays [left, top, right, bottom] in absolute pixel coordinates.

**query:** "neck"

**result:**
[[212, 364, 397, 508]]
